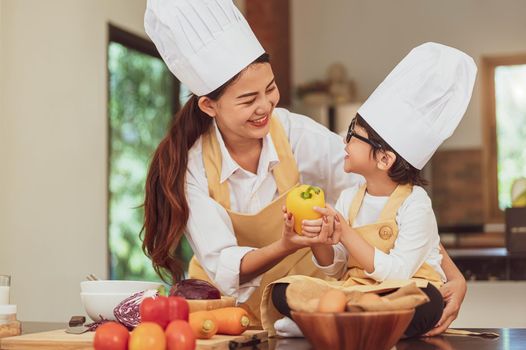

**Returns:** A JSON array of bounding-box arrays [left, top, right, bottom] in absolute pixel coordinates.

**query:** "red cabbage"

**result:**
[[170, 279, 221, 300], [113, 289, 158, 329]]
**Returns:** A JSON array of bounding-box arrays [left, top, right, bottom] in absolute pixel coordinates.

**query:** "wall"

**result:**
[[0, 0, 4, 205], [246, 0, 291, 105], [0, 0, 148, 322], [291, 0, 526, 149]]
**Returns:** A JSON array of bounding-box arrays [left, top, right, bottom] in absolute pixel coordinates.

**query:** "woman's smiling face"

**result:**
[[199, 62, 280, 144]]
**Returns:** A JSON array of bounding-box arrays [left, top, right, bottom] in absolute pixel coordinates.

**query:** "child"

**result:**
[[268, 42, 477, 338]]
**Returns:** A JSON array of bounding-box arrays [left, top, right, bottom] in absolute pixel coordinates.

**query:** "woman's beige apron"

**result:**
[[188, 117, 325, 327], [261, 183, 444, 335]]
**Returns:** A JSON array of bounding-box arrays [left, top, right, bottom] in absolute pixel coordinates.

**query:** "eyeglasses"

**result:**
[[345, 119, 380, 148]]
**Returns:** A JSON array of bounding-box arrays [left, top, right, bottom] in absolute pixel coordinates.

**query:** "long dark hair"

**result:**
[[356, 114, 428, 187], [142, 53, 270, 284]]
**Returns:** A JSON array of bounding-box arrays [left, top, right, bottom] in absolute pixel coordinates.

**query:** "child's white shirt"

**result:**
[[313, 185, 447, 282]]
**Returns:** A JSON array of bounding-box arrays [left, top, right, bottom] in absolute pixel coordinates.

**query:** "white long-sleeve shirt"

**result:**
[[184, 108, 363, 302], [313, 185, 446, 282]]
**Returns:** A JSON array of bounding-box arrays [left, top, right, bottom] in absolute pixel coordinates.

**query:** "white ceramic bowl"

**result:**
[[80, 280, 162, 294], [80, 280, 162, 321], [80, 292, 128, 321]]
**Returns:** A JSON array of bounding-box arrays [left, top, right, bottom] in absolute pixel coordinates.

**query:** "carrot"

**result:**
[[209, 307, 250, 335], [189, 311, 218, 339]]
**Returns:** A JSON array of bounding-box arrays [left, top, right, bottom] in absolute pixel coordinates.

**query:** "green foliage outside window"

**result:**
[[108, 41, 195, 282], [495, 64, 526, 209]]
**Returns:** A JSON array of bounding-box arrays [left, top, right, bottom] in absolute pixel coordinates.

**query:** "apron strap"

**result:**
[[202, 116, 300, 209], [269, 117, 300, 194], [202, 126, 231, 209], [377, 184, 413, 222], [348, 184, 367, 226], [348, 184, 413, 225]]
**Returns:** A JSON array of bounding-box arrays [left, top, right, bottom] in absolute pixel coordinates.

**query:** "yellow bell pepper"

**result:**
[[285, 184, 326, 235]]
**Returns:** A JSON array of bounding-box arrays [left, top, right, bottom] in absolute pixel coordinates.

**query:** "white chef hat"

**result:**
[[357, 42, 477, 170], [144, 0, 265, 96]]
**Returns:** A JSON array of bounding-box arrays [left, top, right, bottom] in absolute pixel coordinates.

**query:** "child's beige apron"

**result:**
[[260, 183, 444, 335], [188, 117, 325, 327]]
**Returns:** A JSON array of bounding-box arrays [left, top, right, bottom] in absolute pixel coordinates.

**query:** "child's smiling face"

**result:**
[[343, 118, 378, 175]]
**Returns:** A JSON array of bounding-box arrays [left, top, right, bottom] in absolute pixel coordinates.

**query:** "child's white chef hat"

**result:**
[[144, 0, 265, 96], [357, 42, 477, 170]]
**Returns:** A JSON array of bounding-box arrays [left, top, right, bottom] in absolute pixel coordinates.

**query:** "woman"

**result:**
[[142, 0, 466, 334]]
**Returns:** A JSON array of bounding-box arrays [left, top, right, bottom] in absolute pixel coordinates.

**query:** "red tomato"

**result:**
[[129, 322, 166, 350], [168, 296, 189, 321], [93, 322, 129, 350], [165, 320, 196, 350], [140, 296, 170, 328]]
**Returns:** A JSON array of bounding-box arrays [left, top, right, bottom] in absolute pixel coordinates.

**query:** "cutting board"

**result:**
[[187, 296, 236, 313], [0, 328, 267, 350]]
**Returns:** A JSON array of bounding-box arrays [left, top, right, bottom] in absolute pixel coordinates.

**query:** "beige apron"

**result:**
[[188, 116, 325, 327], [341, 184, 443, 286], [261, 183, 443, 335]]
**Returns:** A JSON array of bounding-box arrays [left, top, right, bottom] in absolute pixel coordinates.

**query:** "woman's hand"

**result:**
[[424, 276, 467, 336], [300, 216, 323, 237]]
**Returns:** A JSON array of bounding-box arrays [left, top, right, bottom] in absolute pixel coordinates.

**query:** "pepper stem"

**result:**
[[300, 186, 320, 199]]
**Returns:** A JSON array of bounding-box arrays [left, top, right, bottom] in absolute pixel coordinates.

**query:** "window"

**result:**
[[107, 25, 182, 281], [482, 54, 526, 222]]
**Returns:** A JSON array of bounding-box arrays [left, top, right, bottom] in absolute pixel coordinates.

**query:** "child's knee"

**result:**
[[425, 283, 445, 319], [272, 283, 292, 318], [404, 284, 444, 337]]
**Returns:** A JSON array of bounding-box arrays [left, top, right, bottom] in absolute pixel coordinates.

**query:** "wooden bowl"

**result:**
[[291, 309, 414, 350]]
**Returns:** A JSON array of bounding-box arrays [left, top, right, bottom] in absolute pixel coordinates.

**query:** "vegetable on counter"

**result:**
[[167, 296, 190, 321], [140, 295, 190, 329], [129, 322, 166, 350], [93, 322, 129, 350], [286, 184, 326, 235], [114, 289, 158, 329], [209, 307, 250, 335], [189, 311, 218, 339], [170, 279, 221, 300], [165, 320, 196, 350]]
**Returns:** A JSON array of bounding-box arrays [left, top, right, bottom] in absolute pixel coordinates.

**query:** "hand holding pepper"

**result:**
[[281, 205, 341, 249], [312, 204, 345, 243], [285, 185, 325, 235]]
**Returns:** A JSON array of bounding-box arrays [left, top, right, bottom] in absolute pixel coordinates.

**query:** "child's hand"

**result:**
[[281, 206, 339, 249], [313, 204, 347, 245], [301, 204, 340, 238]]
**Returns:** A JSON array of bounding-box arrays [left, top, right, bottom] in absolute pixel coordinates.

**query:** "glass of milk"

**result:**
[[0, 275, 10, 305]]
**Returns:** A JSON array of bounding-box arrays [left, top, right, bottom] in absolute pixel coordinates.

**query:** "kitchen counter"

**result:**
[[11, 322, 526, 350], [448, 248, 526, 280], [19, 322, 66, 335], [270, 329, 526, 350], [448, 247, 526, 258]]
